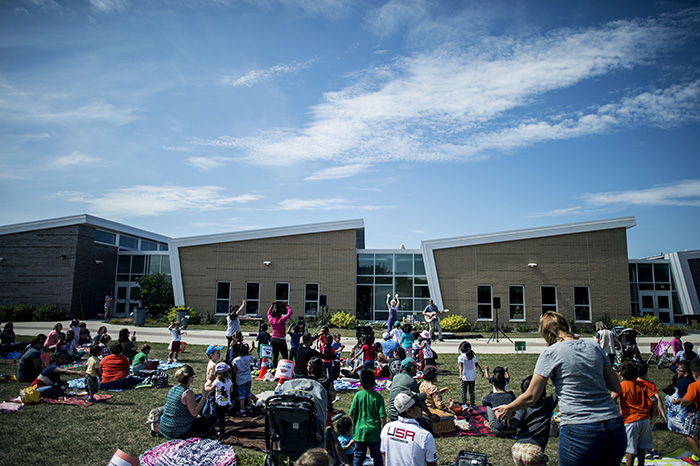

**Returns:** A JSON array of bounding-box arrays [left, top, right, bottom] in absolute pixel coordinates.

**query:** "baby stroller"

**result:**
[[612, 326, 642, 364], [647, 336, 674, 369], [264, 378, 338, 465]]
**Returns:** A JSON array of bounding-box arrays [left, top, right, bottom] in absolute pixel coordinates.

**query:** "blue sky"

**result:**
[[1, 0, 699, 258]]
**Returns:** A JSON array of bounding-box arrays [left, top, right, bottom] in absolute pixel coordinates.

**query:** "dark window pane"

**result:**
[[638, 264, 653, 283], [509, 286, 524, 304], [217, 282, 230, 300], [119, 235, 138, 249], [161, 256, 171, 275], [414, 277, 428, 285], [541, 286, 556, 305], [375, 276, 393, 284], [357, 276, 373, 284], [642, 295, 654, 309], [140, 240, 158, 251], [131, 255, 145, 274], [654, 264, 670, 283], [95, 229, 116, 245], [655, 283, 670, 291], [395, 255, 413, 275], [415, 286, 431, 298], [305, 284, 319, 301], [574, 287, 589, 305], [246, 282, 260, 300], [246, 301, 259, 315], [629, 264, 637, 282], [639, 283, 654, 290], [477, 286, 491, 304], [395, 277, 413, 297], [659, 312, 671, 323], [375, 254, 393, 275], [357, 254, 374, 275], [117, 256, 131, 274], [477, 305, 492, 320], [275, 283, 289, 301], [658, 295, 670, 309], [542, 305, 557, 313], [216, 301, 229, 314], [117, 287, 127, 299], [575, 306, 590, 321], [414, 255, 426, 276], [630, 285, 638, 302]]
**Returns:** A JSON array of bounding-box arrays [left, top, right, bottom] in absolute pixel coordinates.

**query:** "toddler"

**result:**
[[99, 333, 111, 357], [484, 365, 511, 392], [211, 362, 234, 439], [399, 324, 414, 353], [458, 341, 484, 408], [85, 345, 102, 403], [288, 323, 302, 361], [418, 330, 435, 368], [131, 344, 151, 376], [233, 343, 257, 416], [168, 321, 186, 363], [390, 321, 403, 343], [482, 372, 516, 438], [336, 416, 356, 459], [204, 344, 225, 421]]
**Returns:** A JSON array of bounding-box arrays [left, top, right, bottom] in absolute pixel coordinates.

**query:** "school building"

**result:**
[[0, 214, 698, 326]]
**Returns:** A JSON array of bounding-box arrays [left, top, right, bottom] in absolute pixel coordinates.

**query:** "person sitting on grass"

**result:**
[[17, 337, 44, 383], [668, 361, 700, 462], [484, 365, 510, 392], [510, 375, 558, 466], [483, 371, 517, 438], [159, 364, 215, 439], [32, 352, 85, 398], [131, 344, 151, 377], [419, 365, 458, 415], [99, 342, 144, 390], [676, 359, 700, 465]]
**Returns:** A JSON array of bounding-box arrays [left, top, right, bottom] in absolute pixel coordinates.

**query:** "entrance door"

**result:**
[[356, 285, 373, 321], [115, 284, 141, 317], [639, 290, 672, 323]]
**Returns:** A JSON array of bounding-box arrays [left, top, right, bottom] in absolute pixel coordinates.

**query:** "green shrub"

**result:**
[[33, 304, 67, 322], [166, 306, 202, 325], [478, 323, 495, 333], [515, 323, 533, 333], [12, 304, 36, 322], [330, 311, 356, 329], [441, 314, 472, 332], [611, 315, 676, 336], [216, 317, 227, 326], [0, 305, 15, 322]]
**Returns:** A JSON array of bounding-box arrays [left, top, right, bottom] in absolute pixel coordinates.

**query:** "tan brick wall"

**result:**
[[434, 228, 632, 327], [178, 229, 357, 319]]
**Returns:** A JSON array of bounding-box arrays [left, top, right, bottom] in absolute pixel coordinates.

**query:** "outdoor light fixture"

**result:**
[[60, 255, 66, 260], [95, 260, 104, 264], [263, 260, 271, 266], [0, 258, 4, 262], [528, 263, 538, 268]]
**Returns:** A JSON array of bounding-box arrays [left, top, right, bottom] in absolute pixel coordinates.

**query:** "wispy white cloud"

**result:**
[[305, 163, 372, 181], [58, 186, 261, 218], [530, 179, 700, 217], [222, 58, 318, 88], [186, 156, 230, 171], [87, 0, 128, 14], [22, 0, 62, 13], [191, 10, 700, 171], [52, 151, 101, 169], [274, 198, 384, 211]]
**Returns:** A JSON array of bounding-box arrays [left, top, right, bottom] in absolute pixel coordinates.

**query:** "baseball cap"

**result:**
[[382, 332, 391, 340], [394, 391, 427, 414], [401, 357, 418, 369], [215, 362, 230, 373], [206, 344, 225, 356]]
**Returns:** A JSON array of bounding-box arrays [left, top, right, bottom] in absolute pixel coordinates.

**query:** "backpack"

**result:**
[[144, 370, 168, 388]]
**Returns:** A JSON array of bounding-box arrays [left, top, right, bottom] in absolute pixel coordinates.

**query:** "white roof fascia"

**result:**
[[669, 251, 700, 316], [422, 216, 636, 251], [420, 217, 636, 312], [169, 219, 365, 307], [170, 219, 365, 249], [357, 249, 422, 254], [0, 214, 170, 243]]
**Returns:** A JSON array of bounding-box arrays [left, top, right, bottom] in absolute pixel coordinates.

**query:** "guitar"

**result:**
[[424, 308, 449, 323]]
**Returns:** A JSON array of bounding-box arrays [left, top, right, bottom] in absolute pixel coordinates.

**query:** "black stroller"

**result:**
[[264, 378, 340, 465], [612, 326, 642, 364]]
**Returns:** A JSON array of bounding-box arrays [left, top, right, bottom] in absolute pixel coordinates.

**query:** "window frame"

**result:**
[[573, 286, 592, 323], [477, 285, 493, 321], [275, 282, 290, 303], [215, 281, 231, 315], [304, 283, 320, 316], [541, 285, 558, 314], [245, 281, 261, 316], [508, 285, 525, 321]]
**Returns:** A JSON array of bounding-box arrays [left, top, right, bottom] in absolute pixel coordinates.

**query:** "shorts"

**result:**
[[363, 360, 376, 370], [237, 381, 252, 400], [85, 374, 99, 395], [169, 341, 181, 352], [512, 442, 547, 466], [624, 419, 653, 454]]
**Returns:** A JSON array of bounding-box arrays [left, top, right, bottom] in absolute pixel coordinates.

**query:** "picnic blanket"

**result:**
[[41, 394, 113, 406], [0, 375, 18, 383], [0, 401, 23, 414], [436, 405, 494, 437], [140, 438, 237, 466], [1, 351, 22, 359], [222, 410, 267, 451], [333, 378, 389, 392]]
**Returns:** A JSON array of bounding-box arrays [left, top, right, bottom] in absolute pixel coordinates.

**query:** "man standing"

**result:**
[[104, 291, 115, 322], [422, 299, 443, 342], [381, 392, 438, 466]]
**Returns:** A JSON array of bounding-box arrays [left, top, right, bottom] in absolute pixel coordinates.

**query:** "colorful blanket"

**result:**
[[437, 405, 494, 437], [140, 438, 237, 466], [40, 393, 113, 406], [333, 378, 389, 392], [0, 401, 23, 414]]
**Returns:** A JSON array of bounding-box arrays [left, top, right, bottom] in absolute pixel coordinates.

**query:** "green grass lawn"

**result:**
[[0, 338, 687, 466]]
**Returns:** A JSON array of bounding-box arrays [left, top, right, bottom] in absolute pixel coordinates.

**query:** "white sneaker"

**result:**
[[173, 358, 179, 362]]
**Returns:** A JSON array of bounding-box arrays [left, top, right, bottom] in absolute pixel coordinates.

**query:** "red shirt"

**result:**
[[100, 354, 129, 383], [362, 344, 376, 362]]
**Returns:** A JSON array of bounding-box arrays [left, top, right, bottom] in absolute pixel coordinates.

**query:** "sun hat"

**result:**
[[382, 332, 391, 340], [215, 362, 230, 373], [394, 391, 427, 413], [401, 357, 418, 369], [206, 344, 225, 356], [423, 365, 441, 380], [420, 330, 430, 339]]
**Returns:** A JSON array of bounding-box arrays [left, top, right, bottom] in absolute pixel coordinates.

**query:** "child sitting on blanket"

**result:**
[[233, 343, 257, 416], [484, 365, 510, 392], [335, 416, 356, 459], [482, 372, 516, 438], [511, 375, 558, 466], [132, 344, 151, 376], [99, 334, 111, 357]]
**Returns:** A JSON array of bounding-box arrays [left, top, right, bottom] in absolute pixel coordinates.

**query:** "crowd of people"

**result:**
[[8, 303, 700, 466]]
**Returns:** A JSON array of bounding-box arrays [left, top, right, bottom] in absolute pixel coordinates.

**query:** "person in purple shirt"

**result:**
[[267, 301, 293, 369]]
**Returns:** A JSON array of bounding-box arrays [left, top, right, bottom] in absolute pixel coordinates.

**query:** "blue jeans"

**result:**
[[353, 440, 383, 466], [99, 376, 144, 390], [558, 416, 626, 466]]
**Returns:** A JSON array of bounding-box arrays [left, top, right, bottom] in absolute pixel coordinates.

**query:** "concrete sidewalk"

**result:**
[[13, 319, 698, 355]]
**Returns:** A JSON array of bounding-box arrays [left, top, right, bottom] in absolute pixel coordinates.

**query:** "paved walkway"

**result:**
[[13, 320, 698, 355]]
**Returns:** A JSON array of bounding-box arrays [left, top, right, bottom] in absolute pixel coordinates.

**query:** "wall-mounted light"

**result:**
[[528, 263, 538, 268], [263, 260, 271, 266], [60, 255, 67, 260], [95, 260, 104, 264], [0, 258, 5, 262]]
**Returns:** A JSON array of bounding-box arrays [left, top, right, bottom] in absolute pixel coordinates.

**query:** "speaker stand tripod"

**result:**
[[487, 309, 512, 343]]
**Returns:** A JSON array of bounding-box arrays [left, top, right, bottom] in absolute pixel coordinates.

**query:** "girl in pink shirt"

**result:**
[[267, 301, 293, 369]]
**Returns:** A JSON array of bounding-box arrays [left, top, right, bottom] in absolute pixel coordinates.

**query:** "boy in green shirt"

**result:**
[[349, 369, 386, 466], [132, 344, 151, 376]]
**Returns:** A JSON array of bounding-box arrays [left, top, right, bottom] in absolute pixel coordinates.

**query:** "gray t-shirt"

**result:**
[[534, 338, 620, 425], [388, 372, 420, 421]]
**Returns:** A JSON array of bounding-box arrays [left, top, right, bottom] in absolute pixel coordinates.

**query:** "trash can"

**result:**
[[176, 310, 189, 329], [133, 308, 147, 327]]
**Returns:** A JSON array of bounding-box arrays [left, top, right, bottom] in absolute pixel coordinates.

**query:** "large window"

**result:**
[[275, 282, 289, 303], [477, 285, 492, 320], [305, 283, 319, 316], [541, 286, 557, 314], [119, 235, 138, 250], [94, 229, 116, 245], [216, 282, 230, 314], [509, 285, 525, 321], [245, 282, 260, 315], [574, 286, 591, 322]]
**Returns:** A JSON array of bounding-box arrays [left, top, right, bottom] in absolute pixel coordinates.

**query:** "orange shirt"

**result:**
[[638, 378, 658, 395], [618, 380, 654, 424], [685, 380, 700, 412]]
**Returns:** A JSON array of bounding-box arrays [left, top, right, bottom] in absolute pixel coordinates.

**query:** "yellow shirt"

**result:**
[[86, 355, 100, 377]]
